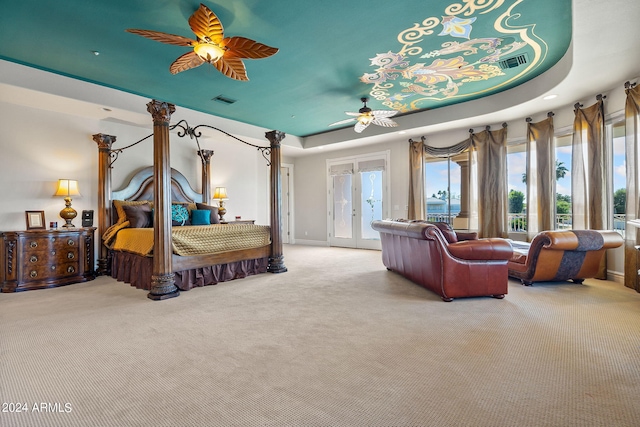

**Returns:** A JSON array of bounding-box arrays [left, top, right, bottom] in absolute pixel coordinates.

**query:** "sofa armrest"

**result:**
[[447, 238, 513, 261]]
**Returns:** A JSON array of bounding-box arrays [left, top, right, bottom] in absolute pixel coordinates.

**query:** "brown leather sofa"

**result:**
[[371, 220, 513, 302], [508, 230, 624, 285]]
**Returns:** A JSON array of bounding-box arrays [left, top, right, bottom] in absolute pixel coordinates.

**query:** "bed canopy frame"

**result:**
[[92, 99, 286, 300]]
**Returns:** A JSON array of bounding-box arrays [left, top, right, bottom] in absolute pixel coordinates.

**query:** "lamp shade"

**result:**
[[212, 187, 228, 200], [54, 179, 81, 197]]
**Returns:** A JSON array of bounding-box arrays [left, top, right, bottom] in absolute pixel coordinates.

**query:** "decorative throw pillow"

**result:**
[[171, 204, 190, 226], [122, 204, 153, 228], [190, 209, 211, 226], [432, 222, 458, 243], [195, 203, 220, 224], [113, 200, 151, 225]]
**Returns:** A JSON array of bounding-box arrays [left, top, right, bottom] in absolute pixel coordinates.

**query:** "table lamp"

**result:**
[[54, 179, 81, 228], [212, 186, 228, 222]]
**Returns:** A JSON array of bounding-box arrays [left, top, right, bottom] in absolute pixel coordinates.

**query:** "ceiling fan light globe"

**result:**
[[194, 43, 224, 62], [358, 113, 373, 125]]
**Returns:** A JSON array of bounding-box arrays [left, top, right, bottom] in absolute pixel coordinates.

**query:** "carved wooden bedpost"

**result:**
[[92, 133, 116, 276], [147, 100, 180, 300], [265, 130, 287, 273], [198, 149, 214, 203]]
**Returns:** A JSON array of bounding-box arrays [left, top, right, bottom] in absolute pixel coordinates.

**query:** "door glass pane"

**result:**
[[333, 174, 352, 238], [360, 170, 382, 240]]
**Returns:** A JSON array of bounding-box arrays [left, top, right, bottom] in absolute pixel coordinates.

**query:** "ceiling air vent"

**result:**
[[212, 95, 237, 105], [498, 53, 529, 70]]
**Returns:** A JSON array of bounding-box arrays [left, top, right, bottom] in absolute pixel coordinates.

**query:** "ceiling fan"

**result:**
[[329, 98, 399, 133], [126, 3, 278, 81]]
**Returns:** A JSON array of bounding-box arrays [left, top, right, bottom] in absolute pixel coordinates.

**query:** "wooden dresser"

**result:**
[[0, 227, 96, 292]]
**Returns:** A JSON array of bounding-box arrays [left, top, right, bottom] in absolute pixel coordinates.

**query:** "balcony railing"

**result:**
[[507, 213, 626, 237], [426, 213, 456, 224]]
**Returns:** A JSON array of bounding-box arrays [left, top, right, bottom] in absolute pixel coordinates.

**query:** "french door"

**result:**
[[327, 152, 389, 249]]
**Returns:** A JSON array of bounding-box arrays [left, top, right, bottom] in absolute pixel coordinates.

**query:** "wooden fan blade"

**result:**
[[329, 118, 357, 127], [371, 117, 399, 128], [213, 56, 248, 81], [354, 121, 370, 133], [169, 51, 205, 74], [371, 110, 398, 118], [126, 29, 194, 46], [189, 3, 224, 43], [222, 37, 278, 59]]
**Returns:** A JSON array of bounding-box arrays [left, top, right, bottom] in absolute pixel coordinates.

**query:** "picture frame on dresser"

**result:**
[[25, 210, 45, 230]]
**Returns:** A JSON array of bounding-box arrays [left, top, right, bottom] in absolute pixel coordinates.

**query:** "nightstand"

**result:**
[[0, 227, 96, 292]]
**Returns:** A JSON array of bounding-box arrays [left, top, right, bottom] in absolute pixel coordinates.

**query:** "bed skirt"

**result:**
[[110, 251, 269, 291]]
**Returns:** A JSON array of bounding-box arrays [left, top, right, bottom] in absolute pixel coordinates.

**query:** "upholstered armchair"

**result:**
[[371, 220, 513, 302], [508, 230, 624, 285]]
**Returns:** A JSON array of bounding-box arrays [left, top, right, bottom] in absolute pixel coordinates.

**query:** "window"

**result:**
[[425, 155, 462, 225], [507, 142, 527, 232], [609, 120, 626, 236], [554, 133, 572, 229]]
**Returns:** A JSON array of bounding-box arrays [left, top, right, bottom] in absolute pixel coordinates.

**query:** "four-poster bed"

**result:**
[[92, 100, 286, 300]]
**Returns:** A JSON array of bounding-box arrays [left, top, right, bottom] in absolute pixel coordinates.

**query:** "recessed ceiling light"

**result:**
[[317, 146, 324, 149], [92, 51, 100, 56], [543, 94, 557, 100]]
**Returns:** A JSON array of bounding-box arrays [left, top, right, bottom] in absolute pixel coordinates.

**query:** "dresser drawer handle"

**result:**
[[29, 255, 38, 263], [30, 241, 38, 248], [51, 265, 56, 270], [67, 239, 75, 246], [51, 250, 56, 256], [29, 270, 38, 278], [67, 266, 76, 273], [67, 252, 75, 260]]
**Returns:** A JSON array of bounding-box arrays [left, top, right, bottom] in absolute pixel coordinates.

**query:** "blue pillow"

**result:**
[[190, 209, 211, 226]]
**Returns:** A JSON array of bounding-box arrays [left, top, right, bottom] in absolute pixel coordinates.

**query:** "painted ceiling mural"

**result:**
[[0, 0, 570, 137], [361, 0, 547, 114]]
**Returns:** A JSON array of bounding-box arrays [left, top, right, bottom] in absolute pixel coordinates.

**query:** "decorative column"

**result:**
[[146, 100, 180, 300], [198, 149, 214, 203], [452, 153, 470, 230], [92, 133, 116, 275], [265, 130, 287, 273]]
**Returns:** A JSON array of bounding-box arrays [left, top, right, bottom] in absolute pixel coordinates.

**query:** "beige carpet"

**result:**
[[1, 244, 640, 427]]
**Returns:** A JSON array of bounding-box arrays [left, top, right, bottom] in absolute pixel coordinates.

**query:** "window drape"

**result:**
[[572, 96, 607, 278], [625, 82, 640, 291], [526, 115, 555, 238], [471, 126, 509, 238], [408, 137, 426, 220]]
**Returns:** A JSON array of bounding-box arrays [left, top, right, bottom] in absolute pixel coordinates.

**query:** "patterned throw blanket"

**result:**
[[110, 224, 271, 256]]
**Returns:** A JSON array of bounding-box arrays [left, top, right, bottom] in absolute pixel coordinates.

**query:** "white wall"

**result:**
[[0, 101, 100, 231]]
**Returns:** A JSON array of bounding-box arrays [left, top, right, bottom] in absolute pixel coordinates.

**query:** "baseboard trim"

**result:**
[[608, 270, 624, 284], [292, 239, 329, 247]]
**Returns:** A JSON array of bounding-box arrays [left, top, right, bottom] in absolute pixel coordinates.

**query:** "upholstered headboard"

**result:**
[[112, 166, 203, 203], [110, 166, 204, 225]]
